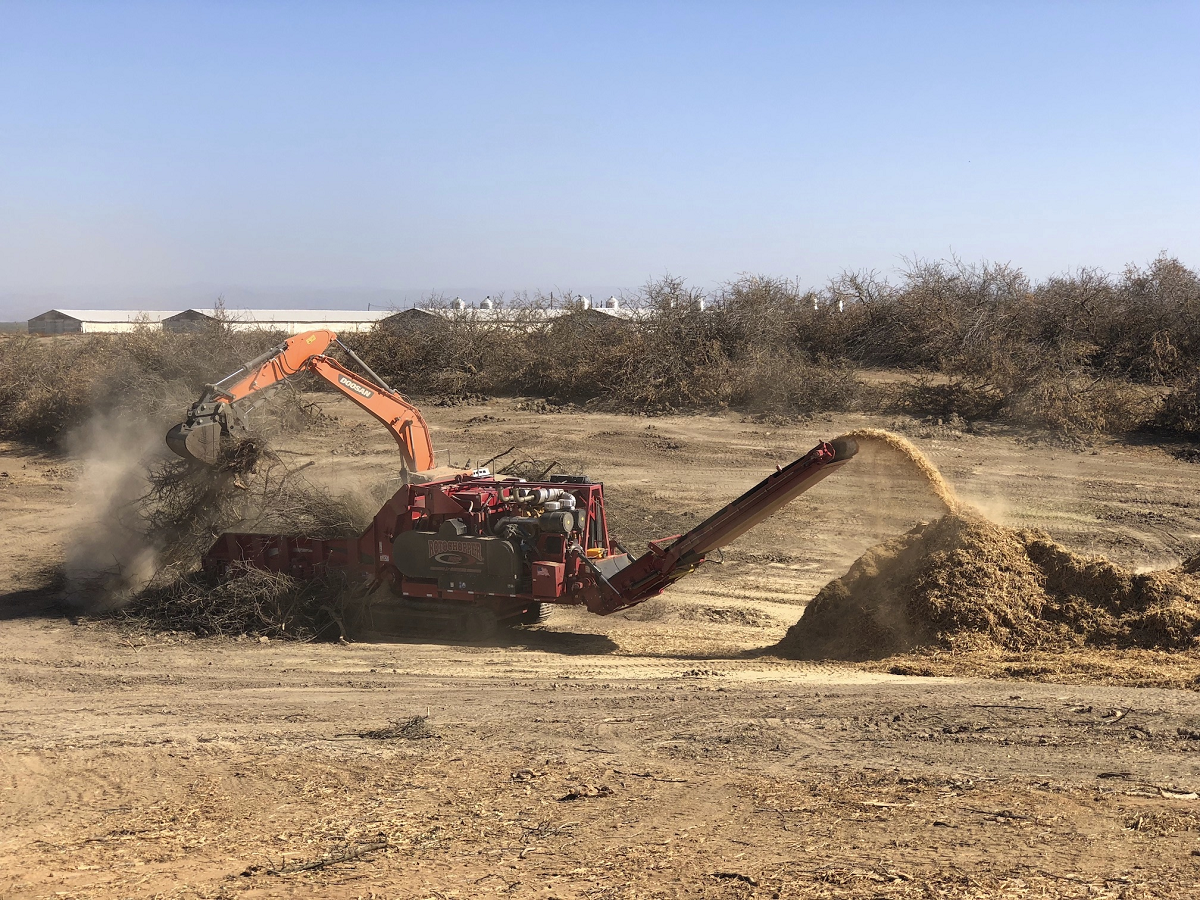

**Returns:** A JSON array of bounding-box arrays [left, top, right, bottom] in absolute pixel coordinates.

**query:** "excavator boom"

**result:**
[[166, 329, 435, 472], [306, 356, 435, 471]]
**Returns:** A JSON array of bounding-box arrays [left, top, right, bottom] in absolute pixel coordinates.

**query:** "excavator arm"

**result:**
[[304, 356, 434, 471], [166, 329, 435, 472]]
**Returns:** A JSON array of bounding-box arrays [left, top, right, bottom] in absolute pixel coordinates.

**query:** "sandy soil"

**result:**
[[2, 399, 1200, 897]]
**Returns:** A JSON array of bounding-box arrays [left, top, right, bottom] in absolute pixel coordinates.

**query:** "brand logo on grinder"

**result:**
[[337, 375, 373, 398], [428, 539, 485, 566]]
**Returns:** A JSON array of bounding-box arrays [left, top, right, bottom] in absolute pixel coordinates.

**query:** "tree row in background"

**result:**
[[1, 255, 1197, 444], [350, 255, 1200, 438]]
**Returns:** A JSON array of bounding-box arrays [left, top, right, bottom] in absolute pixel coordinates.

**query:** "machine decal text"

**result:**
[[337, 375, 374, 398], [428, 539, 485, 565]]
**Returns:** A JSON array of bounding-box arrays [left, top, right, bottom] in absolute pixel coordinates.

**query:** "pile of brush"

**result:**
[[126, 564, 351, 639], [113, 436, 371, 639], [143, 436, 362, 572]]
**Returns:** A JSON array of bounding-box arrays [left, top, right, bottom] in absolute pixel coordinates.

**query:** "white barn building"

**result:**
[[29, 300, 640, 337], [163, 308, 396, 334], [27, 309, 177, 335]]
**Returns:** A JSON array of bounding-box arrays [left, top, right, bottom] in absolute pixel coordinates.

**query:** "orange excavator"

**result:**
[[166, 329, 435, 472]]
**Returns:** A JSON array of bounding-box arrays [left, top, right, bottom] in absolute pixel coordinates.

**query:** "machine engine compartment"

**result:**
[[390, 475, 613, 599]]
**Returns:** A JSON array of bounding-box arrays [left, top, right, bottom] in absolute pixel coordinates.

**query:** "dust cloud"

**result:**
[[58, 417, 369, 616], [61, 418, 166, 611]]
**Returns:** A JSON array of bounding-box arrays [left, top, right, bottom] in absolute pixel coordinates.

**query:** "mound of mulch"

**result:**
[[775, 513, 1200, 660]]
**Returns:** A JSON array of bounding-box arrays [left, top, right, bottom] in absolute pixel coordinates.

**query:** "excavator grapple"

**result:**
[[166, 417, 222, 467]]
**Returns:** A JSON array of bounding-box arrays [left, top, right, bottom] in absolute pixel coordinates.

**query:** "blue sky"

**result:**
[[1, 1, 1197, 316]]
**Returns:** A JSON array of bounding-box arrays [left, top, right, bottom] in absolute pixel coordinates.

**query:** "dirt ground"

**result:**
[[3, 399, 1200, 898]]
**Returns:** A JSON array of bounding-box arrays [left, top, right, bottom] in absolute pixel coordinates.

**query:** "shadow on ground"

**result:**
[[501, 628, 620, 655], [0, 585, 68, 622], [347, 626, 621, 656]]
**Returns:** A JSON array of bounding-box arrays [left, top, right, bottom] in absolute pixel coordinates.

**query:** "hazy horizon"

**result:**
[[3, 1, 1197, 320], [1, 250, 1195, 322]]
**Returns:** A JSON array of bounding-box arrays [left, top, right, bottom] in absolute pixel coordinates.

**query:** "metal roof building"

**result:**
[[379, 298, 639, 328], [29, 300, 641, 337], [27, 309, 177, 335], [163, 308, 396, 333]]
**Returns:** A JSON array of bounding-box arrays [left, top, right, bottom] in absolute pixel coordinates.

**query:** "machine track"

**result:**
[[345, 594, 548, 641]]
